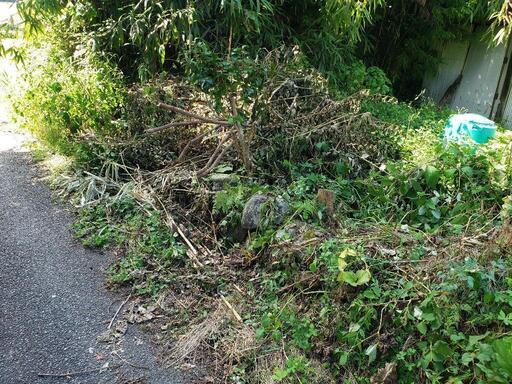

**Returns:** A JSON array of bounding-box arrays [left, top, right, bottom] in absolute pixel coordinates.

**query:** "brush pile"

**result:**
[[116, 50, 401, 182], [57, 50, 512, 384]]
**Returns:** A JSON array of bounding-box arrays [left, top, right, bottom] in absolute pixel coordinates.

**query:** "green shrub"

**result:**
[[74, 196, 187, 297], [11, 43, 124, 161]]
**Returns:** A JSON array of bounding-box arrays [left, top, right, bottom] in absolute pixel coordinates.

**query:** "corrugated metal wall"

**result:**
[[424, 41, 469, 102], [424, 38, 512, 127], [450, 39, 507, 117], [499, 89, 512, 128]]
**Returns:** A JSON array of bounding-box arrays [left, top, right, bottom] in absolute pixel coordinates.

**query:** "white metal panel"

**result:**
[[499, 86, 512, 128], [451, 39, 507, 116], [493, 39, 512, 129], [423, 41, 469, 102]]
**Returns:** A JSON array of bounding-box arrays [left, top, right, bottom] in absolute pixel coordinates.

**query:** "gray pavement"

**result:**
[[0, 137, 186, 384]]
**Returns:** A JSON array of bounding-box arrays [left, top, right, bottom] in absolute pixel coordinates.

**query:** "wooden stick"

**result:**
[[147, 194, 204, 269], [220, 295, 243, 323], [112, 351, 149, 370], [146, 120, 203, 134], [196, 140, 232, 178], [229, 96, 254, 174], [166, 213, 204, 268], [108, 293, 131, 329], [196, 133, 231, 176], [157, 102, 231, 126]]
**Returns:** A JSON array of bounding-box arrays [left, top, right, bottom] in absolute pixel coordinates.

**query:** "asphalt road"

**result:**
[[0, 4, 185, 382], [0, 136, 187, 384]]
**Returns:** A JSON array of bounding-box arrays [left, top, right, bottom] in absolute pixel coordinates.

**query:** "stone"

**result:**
[[274, 197, 289, 225], [241, 193, 289, 230], [209, 173, 234, 191], [241, 193, 268, 230]]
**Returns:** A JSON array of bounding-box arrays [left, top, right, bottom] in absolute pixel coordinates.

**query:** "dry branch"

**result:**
[[229, 96, 254, 174], [196, 133, 232, 178], [146, 120, 203, 134], [220, 295, 243, 323], [157, 102, 231, 126], [165, 212, 204, 268], [108, 293, 132, 329], [172, 124, 221, 166]]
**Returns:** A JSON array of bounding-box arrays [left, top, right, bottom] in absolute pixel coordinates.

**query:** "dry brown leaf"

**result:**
[[371, 362, 397, 384]]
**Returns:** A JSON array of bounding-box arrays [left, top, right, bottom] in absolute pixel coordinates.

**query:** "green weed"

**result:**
[[73, 197, 187, 297]]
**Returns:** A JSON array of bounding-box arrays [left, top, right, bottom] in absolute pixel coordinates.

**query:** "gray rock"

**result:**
[[274, 197, 289, 225], [241, 193, 268, 230], [241, 193, 289, 230], [209, 173, 233, 191]]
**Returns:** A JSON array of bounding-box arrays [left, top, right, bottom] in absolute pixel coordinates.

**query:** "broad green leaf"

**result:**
[[432, 340, 453, 362], [338, 269, 371, 286], [365, 343, 377, 363], [424, 165, 440, 188], [461, 352, 474, 366], [355, 269, 371, 285], [348, 323, 361, 333], [338, 248, 357, 272], [494, 337, 512, 375], [338, 351, 349, 366], [417, 321, 427, 335]]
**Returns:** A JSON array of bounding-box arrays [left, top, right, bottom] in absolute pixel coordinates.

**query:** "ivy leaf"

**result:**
[[355, 269, 372, 285], [417, 321, 427, 335], [494, 337, 512, 375], [432, 340, 453, 362], [338, 269, 371, 286], [338, 351, 349, 366], [424, 165, 440, 188], [348, 323, 361, 333], [272, 367, 288, 381], [431, 209, 441, 220], [461, 352, 474, 366], [365, 343, 378, 363], [338, 248, 357, 272], [461, 166, 474, 177]]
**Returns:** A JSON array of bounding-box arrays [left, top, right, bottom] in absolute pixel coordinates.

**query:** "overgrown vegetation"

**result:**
[[11, 43, 124, 162], [5, 0, 512, 383]]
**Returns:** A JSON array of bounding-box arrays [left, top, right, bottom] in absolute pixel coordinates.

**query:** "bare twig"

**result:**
[[145, 193, 205, 269], [195, 131, 232, 177], [112, 351, 149, 370], [220, 295, 243, 323], [230, 95, 254, 174], [173, 124, 221, 166], [108, 293, 132, 329], [277, 274, 317, 294], [157, 103, 230, 126], [196, 140, 233, 178], [166, 213, 204, 268], [146, 120, 203, 134]]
